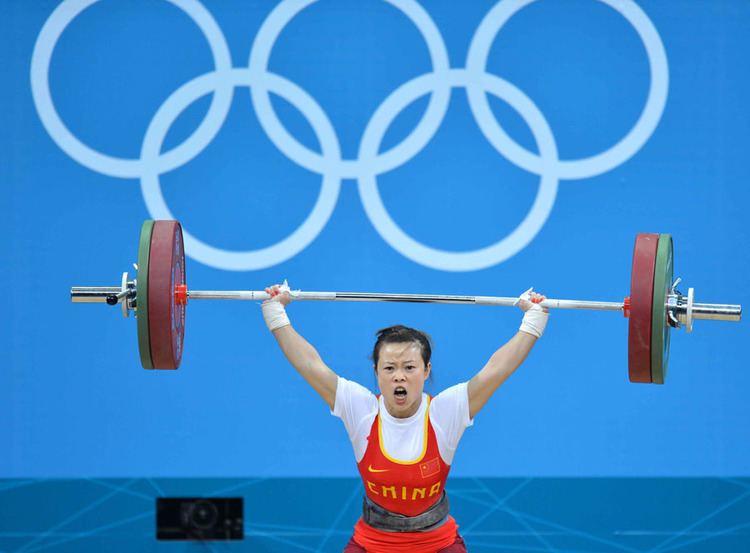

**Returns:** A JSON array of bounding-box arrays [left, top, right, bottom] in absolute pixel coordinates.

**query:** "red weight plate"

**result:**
[[628, 233, 659, 383], [148, 221, 186, 369]]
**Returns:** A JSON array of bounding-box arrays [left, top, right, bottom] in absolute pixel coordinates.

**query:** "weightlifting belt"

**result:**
[[362, 491, 449, 532]]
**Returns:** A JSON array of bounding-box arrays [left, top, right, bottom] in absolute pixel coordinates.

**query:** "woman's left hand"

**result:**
[[516, 288, 548, 313]]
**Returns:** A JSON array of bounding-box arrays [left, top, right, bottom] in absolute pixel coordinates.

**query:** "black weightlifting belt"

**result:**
[[362, 491, 450, 532]]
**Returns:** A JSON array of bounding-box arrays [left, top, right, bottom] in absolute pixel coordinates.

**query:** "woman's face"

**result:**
[[375, 341, 431, 418]]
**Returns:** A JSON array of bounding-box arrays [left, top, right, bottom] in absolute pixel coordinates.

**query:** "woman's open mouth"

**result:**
[[394, 386, 407, 405]]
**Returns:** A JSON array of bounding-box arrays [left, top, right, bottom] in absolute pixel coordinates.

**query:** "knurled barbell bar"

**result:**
[[71, 221, 742, 383]]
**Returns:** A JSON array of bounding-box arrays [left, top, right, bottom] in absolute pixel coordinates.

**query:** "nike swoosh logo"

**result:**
[[367, 465, 389, 473]]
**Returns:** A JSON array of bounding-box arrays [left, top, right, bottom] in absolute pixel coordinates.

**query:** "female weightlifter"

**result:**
[[261, 282, 548, 553]]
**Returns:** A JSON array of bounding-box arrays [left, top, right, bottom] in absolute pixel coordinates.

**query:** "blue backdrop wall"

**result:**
[[2, 0, 748, 479]]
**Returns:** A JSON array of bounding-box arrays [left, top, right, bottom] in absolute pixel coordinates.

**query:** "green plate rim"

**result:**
[[650, 233, 673, 384], [137, 220, 155, 369]]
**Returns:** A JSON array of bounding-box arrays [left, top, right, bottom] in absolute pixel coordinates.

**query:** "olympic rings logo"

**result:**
[[31, 0, 668, 272]]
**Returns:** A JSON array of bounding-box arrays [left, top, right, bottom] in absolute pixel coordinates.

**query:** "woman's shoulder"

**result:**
[[336, 376, 379, 409], [431, 381, 469, 405], [429, 382, 471, 423]]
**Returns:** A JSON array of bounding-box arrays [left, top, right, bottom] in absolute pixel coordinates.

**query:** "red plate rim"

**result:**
[[628, 233, 659, 383], [148, 221, 186, 370]]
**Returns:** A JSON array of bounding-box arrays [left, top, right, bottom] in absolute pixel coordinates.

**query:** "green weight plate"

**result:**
[[137, 220, 155, 369], [651, 234, 673, 384]]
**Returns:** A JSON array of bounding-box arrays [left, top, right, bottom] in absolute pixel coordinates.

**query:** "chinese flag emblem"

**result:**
[[419, 457, 440, 479]]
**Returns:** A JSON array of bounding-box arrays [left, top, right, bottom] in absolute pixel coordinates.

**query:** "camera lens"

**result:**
[[188, 500, 219, 529]]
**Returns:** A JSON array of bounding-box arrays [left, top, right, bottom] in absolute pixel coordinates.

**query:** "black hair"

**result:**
[[371, 325, 432, 368]]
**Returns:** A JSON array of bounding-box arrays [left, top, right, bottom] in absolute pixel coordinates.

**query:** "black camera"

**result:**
[[156, 497, 243, 541]]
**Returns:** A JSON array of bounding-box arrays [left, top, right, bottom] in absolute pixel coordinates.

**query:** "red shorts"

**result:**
[[344, 534, 467, 552]]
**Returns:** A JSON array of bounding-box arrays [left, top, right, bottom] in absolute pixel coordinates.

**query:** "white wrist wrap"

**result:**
[[519, 304, 548, 338], [262, 280, 291, 332], [262, 300, 290, 332]]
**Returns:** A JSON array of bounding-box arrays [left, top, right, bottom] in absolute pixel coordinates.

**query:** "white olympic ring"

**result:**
[[30, 0, 669, 271], [30, 0, 234, 179], [465, 0, 669, 180], [141, 68, 342, 270], [358, 69, 559, 271], [248, 0, 452, 180]]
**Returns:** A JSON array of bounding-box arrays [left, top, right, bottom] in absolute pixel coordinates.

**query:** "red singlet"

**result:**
[[353, 397, 458, 552]]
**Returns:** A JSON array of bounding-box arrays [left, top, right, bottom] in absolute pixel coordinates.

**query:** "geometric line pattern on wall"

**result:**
[[1, 478, 749, 552]]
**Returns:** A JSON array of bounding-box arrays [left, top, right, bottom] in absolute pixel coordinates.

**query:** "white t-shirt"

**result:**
[[332, 377, 474, 465]]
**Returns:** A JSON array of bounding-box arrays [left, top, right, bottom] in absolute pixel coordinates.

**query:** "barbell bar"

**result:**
[[75, 287, 737, 318], [70, 221, 742, 382]]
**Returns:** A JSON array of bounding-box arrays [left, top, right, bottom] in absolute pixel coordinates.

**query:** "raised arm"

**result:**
[[261, 283, 338, 410], [467, 290, 548, 419]]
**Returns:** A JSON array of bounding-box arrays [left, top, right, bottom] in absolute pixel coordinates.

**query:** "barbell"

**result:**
[[71, 220, 741, 383]]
